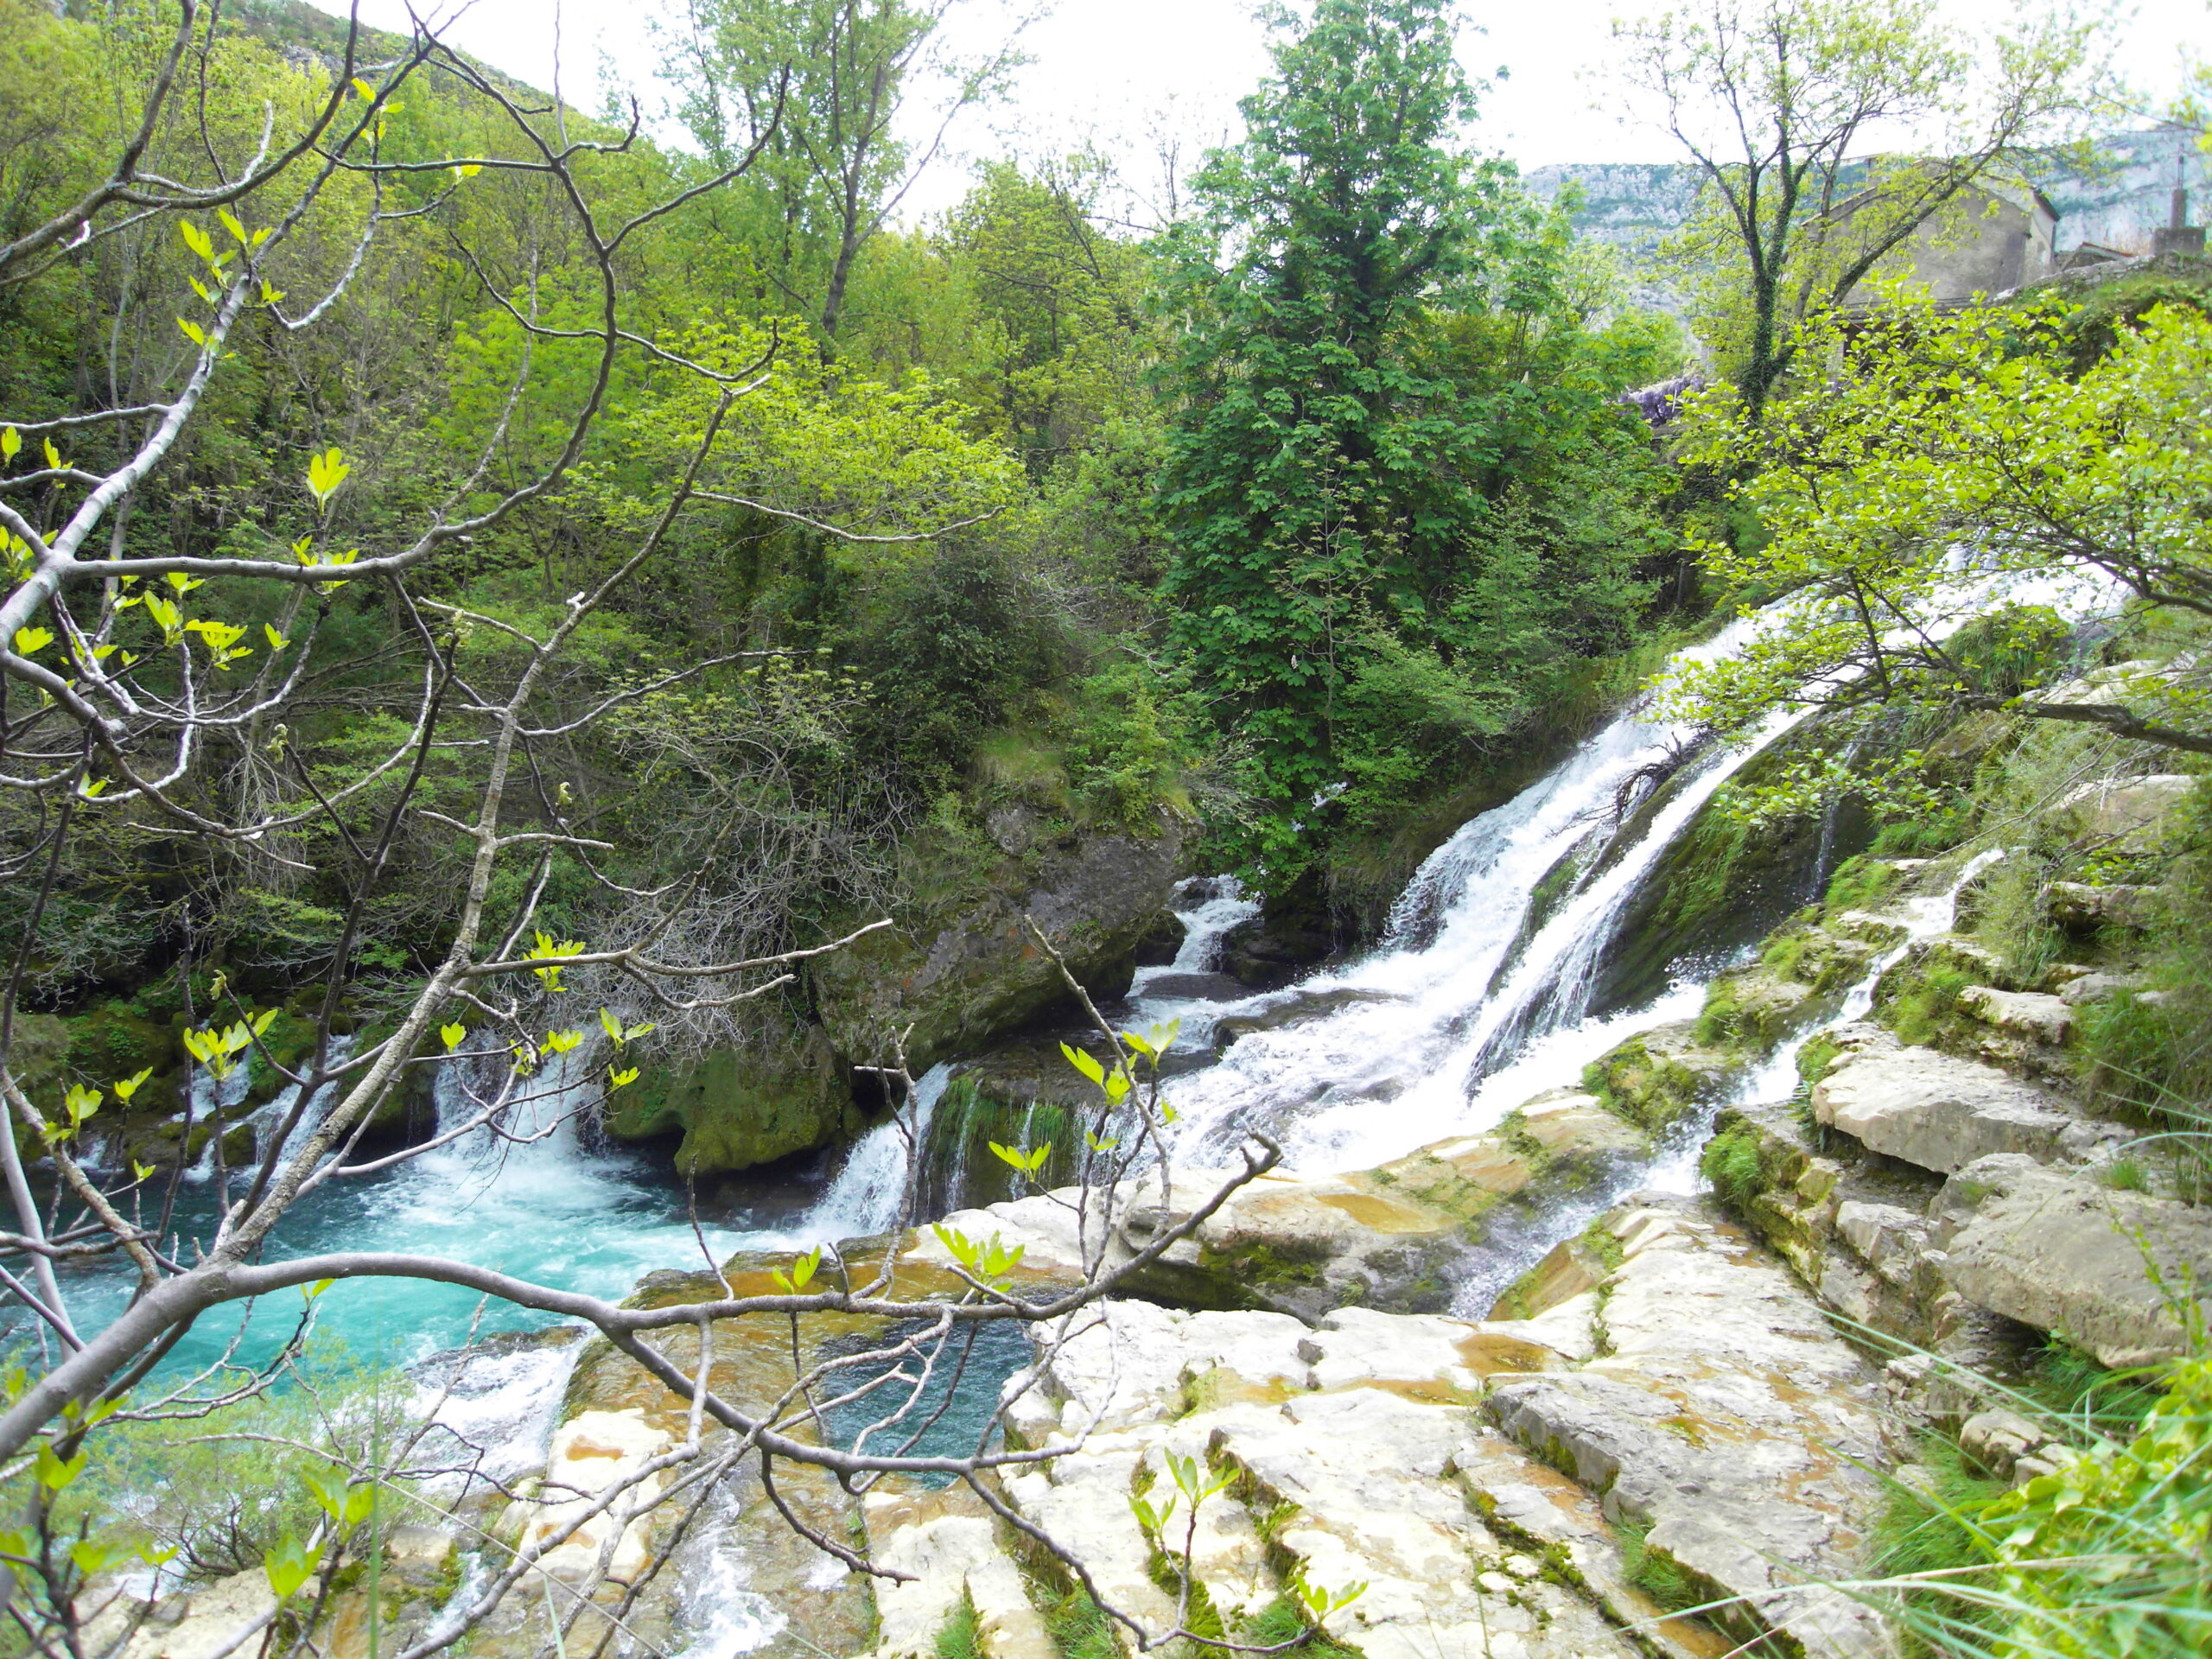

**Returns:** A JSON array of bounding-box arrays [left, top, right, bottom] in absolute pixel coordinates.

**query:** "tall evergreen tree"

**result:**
[[1156, 0, 1662, 863]]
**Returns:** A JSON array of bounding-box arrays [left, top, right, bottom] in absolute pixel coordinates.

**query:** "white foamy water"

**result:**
[[1152, 619, 1802, 1173], [803, 1063, 954, 1242]]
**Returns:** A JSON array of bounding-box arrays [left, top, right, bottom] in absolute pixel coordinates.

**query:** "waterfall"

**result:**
[[1156, 619, 1808, 1173], [800, 1064, 953, 1242], [185, 1039, 356, 1181]]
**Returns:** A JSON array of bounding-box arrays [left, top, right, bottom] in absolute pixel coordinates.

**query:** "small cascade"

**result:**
[[1158, 619, 1805, 1172], [1139, 875, 1263, 981], [183, 1058, 259, 1179], [1652, 842, 2013, 1176], [1120, 876, 1266, 1052], [1446, 847, 2010, 1316], [801, 1064, 953, 1243], [238, 1036, 357, 1172]]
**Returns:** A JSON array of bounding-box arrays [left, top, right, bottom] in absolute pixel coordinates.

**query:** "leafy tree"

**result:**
[[1155, 0, 1668, 868], [938, 158, 1149, 464], [664, 0, 1027, 346], [1618, 0, 2101, 415], [0, 12, 1281, 1658], [1666, 291, 2212, 760]]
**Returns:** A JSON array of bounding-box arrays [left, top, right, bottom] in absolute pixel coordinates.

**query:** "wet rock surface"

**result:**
[[908, 1083, 1650, 1319], [1487, 1198, 1897, 1659], [1809, 1024, 2078, 1173]]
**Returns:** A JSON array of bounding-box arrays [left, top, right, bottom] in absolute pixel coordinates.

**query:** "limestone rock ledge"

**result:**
[[864, 1193, 1897, 1659], [906, 1086, 1649, 1319]]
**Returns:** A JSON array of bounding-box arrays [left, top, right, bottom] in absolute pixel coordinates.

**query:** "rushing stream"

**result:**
[[14, 610, 2043, 1655], [16, 617, 1827, 1379]]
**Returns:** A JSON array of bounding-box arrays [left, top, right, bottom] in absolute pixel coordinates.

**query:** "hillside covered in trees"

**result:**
[[1, 2, 2209, 1657]]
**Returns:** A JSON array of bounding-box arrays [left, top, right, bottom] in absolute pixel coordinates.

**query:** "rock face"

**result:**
[[812, 820, 1185, 1071], [1810, 1025, 2075, 1173], [863, 1484, 1056, 1659], [1934, 1154, 2212, 1369], [908, 1087, 1649, 1319], [1487, 1200, 1897, 1659], [877, 1193, 1893, 1659], [2050, 773, 2196, 849], [604, 1019, 861, 1175], [1218, 881, 1340, 989]]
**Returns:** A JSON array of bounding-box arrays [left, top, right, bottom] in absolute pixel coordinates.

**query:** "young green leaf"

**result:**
[[263, 1535, 323, 1599], [305, 446, 351, 505], [1059, 1042, 1106, 1087]]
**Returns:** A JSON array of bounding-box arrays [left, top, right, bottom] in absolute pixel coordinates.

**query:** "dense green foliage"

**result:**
[[1154, 0, 1681, 875], [0, 0, 1693, 1029]]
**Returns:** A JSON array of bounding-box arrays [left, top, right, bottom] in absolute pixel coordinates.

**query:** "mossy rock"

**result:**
[[810, 818, 1185, 1072], [1583, 1021, 1743, 1133], [604, 1022, 860, 1176], [1821, 855, 1904, 914], [65, 1004, 179, 1091], [7, 1014, 70, 1105], [242, 1009, 325, 1106], [1695, 969, 1821, 1052]]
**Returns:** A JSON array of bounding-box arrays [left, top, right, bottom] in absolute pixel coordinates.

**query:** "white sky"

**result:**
[[312, 0, 2209, 219]]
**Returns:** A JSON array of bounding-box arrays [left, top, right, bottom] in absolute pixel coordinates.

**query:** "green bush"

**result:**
[[23, 1346, 419, 1584], [1891, 968, 1974, 1047], [1824, 854, 1900, 914], [1046, 1587, 1121, 1659], [1700, 1126, 1766, 1217]]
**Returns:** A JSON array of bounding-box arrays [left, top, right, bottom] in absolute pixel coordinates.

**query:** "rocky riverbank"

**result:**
[[90, 695, 2212, 1659]]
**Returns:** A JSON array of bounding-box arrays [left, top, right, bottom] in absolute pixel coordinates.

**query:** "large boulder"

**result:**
[[1933, 1154, 2212, 1370], [811, 820, 1185, 1071], [982, 1193, 1898, 1659], [1486, 1198, 1897, 1659], [602, 1020, 860, 1175], [1809, 1026, 2075, 1174]]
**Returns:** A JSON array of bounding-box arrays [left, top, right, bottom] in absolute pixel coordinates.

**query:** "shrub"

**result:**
[[1700, 1125, 1766, 1216]]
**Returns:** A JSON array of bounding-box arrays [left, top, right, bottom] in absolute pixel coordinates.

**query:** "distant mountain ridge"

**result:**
[[1527, 127, 2211, 262]]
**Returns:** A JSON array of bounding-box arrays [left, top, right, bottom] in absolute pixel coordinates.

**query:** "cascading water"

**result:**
[[1152, 618, 1809, 1173], [188, 1036, 358, 1179], [804, 1063, 954, 1240], [1440, 847, 2012, 1316]]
